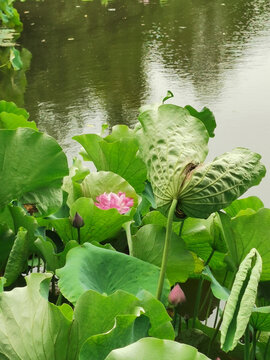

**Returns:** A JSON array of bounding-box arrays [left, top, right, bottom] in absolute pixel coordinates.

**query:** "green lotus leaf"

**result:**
[[132, 224, 194, 284], [0, 128, 68, 215], [179, 148, 266, 218], [136, 104, 209, 209], [0, 277, 5, 292], [220, 248, 262, 352], [104, 337, 211, 360], [184, 105, 216, 138], [219, 209, 270, 280], [0, 223, 15, 272], [0, 112, 37, 130], [3, 227, 28, 286], [250, 307, 270, 331], [136, 103, 265, 219], [0, 273, 77, 360], [74, 125, 147, 193], [224, 196, 264, 217], [57, 243, 170, 305]]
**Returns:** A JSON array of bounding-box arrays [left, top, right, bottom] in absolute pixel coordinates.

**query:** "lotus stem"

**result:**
[[156, 198, 178, 301], [207, 315, 223, 356], [263, 336, 270, 360], [244, 326, 250, 360], [251, 329, 257, 360], [77, 228, 81, 245], [123, 221, 133, 256]]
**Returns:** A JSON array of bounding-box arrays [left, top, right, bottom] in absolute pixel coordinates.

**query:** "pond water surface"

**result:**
[[13, 0, 270, 205]]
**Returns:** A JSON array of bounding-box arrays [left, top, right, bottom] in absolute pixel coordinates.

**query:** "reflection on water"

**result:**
[[14, 0, 270, 205]]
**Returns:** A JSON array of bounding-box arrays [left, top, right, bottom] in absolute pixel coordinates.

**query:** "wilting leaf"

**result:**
[[57, 243, 170, 305], [74, 125, 147, 193], [0, 128, 68, 215], [136, 104, 209, 209], [220, 248, 262, 352], [136, 103, 265, 219], [104, 337, 211, 360], [179, 148, 265, 218]]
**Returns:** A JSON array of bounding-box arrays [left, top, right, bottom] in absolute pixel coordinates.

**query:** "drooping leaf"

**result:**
[[219, 209, 270, 280], [132, 224, 195, 284], [179, 148, 266, 218], [3, 227, 28, 286], [136, 104, 209, 209], [57, 243, 170, 305], [74, 125, 147, 193], [202, 266, 230, 301], [220, 248, 262, 352], [0, 128, 68, 215], [185, 105, 216, 137], [136, 103, 265, 219], [224, 196, 264, 217], [104, 337, 211, 360]]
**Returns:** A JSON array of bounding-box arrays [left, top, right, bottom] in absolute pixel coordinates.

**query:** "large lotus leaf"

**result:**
[[0, 128, 68, 215], [136, 104, 209, 209], [3, 227, 28, 286], [0, 273, 77, 360], [179, 148, 266, 218], [105, 337, 211, 360], [224, 196, 264, 217], [219, 209, 270, 280], [220, 248, 262, 352], [250, 307, 270, 331], [184, 105, 216, 138], [73, 125, 147, 193], [132, 224, 194, 284], [56, 243, 170, 305]]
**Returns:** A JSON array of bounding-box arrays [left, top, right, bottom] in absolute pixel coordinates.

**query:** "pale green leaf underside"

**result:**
[[137, 104, 209, 208], [220, 248, 262, 352], [105, 337, 211, 360], [179, 148, 266, 218]]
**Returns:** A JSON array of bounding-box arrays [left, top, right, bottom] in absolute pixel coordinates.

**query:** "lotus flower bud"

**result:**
[[72, 212, 84, 228], [168, 284, 186, 306]]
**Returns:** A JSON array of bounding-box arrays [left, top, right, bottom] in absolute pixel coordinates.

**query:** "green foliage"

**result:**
[[104, 337, 211, 360], [0, 128, 68, 215], [57, 243, 170, 305], [74, 125, 147, 193], [220, 248, 262, 352], [0, 0, 22, 30]]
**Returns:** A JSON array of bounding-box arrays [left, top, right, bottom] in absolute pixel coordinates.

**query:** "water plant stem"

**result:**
[[156, 198, 178, 301], [77, 228, 80, 245], [244, 326, 250, 360], [263, 336, 270, 360], [192, 249, 215, 328], [207, 315, 223, 356], [251, 329, 257, 360], [124, 221, 133, 256]]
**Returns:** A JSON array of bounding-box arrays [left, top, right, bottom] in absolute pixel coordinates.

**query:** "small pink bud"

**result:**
[[168, 284, 186, 306], [216, 358, 221, 360], [72, 212, 84, 228]]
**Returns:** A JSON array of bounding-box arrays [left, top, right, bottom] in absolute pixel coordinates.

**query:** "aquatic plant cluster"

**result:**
[[0, 94, 269, 360]]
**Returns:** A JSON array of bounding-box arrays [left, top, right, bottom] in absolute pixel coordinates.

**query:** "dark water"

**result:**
[[12, 0, 270, 205]]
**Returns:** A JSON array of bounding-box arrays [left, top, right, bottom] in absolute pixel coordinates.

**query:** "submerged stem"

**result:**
[[156, 198, 178, 301]]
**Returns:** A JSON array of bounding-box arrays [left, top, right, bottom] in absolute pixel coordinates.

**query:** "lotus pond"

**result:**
[[1, 1, 270, 360]]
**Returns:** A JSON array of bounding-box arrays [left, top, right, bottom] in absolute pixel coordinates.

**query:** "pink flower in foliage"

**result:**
[[168, 284, 186, 306], [95, 192, 134, 214]]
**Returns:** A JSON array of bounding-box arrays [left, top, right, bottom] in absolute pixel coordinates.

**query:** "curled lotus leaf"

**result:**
[[137, 103, 265, 218], [220, 248, 262, 352]]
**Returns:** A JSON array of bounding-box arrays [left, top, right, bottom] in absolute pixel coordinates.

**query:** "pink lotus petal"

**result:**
[[168, 284, 186, 306], [95, 192, 134, 214]]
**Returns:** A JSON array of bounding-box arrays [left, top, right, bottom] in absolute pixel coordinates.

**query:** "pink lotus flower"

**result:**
[[95, 192, 134, 214]]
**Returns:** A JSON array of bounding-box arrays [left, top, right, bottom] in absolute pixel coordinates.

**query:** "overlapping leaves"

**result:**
[[136, 103, 265, 218]]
